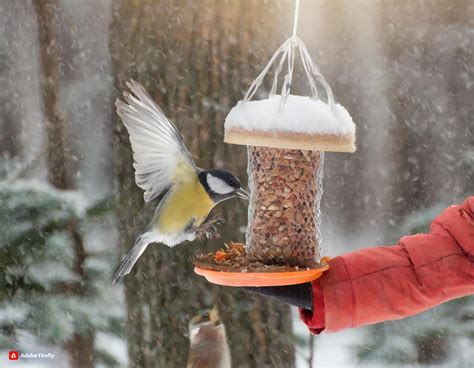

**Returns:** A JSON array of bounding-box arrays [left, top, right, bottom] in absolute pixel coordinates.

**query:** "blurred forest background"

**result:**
[[0, 0, 472, 367]]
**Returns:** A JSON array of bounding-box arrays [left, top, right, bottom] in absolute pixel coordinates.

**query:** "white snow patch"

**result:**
[[0, 179, 90, 217], [0, 304, 28, 324], [225, 95, 355, 136], [28, 262, 77, 287], [95, 332, 128, 367]]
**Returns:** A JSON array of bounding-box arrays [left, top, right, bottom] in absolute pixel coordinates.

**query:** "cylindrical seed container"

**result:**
[[246, 146, 323, 267]]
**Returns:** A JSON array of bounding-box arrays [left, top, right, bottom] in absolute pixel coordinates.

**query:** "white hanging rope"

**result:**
[[292, 0, 300, 39], [243, 0, 335, 112]]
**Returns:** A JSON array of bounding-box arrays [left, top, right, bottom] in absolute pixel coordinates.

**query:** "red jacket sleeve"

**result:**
[[300, 196, 474, 333]]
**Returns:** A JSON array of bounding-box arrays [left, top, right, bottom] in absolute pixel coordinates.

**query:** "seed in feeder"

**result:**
[[246, 146, 322, 267]]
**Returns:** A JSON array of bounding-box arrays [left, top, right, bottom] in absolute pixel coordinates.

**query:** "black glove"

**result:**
[[241, 282, 313, 311]]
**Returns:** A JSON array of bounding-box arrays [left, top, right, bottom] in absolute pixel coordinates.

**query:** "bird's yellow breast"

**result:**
[[155, 178, 214, 234]]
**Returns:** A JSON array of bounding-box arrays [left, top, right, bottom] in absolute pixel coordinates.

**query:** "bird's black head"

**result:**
[[199, 170, 249, 203]]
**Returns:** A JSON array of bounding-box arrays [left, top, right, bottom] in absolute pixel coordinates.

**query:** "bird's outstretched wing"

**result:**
[[116, 80, 197, 202]]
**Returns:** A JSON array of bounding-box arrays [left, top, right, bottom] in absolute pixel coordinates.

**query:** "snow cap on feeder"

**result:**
[[224, 1, 356, 153]]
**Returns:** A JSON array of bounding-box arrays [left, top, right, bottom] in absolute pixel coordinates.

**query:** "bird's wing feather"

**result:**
[[116, 80, 197, 202]]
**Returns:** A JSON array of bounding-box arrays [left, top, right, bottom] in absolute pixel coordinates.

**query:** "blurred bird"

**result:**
[[188, 306, 231, 368], [113, 80, 248, 284]]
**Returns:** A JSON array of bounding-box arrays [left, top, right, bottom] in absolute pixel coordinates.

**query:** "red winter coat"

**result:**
[[300, 196, 474, 334]]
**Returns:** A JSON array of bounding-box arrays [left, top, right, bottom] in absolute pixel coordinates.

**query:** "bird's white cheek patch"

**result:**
[[207, 174, 234, 194]]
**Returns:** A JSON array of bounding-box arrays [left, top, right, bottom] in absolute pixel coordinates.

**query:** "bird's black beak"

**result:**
[[235, 188, 250, 201]]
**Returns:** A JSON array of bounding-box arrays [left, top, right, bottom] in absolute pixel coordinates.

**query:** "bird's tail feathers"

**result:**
[[112, 232, 156, 285]]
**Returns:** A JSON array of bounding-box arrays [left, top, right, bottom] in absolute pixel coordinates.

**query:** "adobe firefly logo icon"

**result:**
[[9, 351, 19, 360]]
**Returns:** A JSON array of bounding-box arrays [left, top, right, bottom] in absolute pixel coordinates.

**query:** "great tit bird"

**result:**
[[187, 306, 231, 368], [113, 81, 248, 284]]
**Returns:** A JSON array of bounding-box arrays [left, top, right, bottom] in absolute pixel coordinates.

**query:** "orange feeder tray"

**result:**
[[194, 262, 329, 287]]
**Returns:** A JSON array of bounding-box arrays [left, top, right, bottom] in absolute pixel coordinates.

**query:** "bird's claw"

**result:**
[[195, 216, 225, 241]]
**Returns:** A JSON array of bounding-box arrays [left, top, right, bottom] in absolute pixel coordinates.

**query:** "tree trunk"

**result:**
[[110, 0, 295, 366], [64, 332, 95, 368], [0, 88, 21, 158], [33, 1, 94, 367], [0, 3, 24, 160], [33, 0, 73, 190]]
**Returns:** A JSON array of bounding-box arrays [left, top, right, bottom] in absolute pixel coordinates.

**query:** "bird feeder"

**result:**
[[194, 0, 355, 286]]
